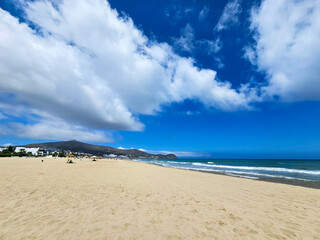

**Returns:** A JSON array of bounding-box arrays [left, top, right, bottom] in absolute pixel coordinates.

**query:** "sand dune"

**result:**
[[0, 157, 319, 240]]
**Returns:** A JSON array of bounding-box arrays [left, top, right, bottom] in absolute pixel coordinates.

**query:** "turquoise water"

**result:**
[[133, 159, 320, 187]]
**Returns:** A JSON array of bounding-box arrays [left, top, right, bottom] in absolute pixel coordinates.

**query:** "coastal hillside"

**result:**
[[23, 140, 177, 159]]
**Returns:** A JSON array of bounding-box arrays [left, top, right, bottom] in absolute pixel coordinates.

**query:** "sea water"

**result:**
[[132, 158, 320, 188]]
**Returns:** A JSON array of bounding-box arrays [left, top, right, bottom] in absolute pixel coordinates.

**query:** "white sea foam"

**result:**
[[167, 161, 190, 164], [131, 159, 319, 181], [167, 166, 313, 181], [225, 173, 259, 180], [220, 170, 312, 181], [191, 163, 320, 175]]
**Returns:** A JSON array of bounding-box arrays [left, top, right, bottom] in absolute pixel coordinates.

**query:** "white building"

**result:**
[[0, 147, 7, 152], [103, 154, 117, 158], [38, 149, 50, 156], [14, 147, 39, 155]]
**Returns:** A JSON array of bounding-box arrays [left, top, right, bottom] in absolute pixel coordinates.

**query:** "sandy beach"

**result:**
[[0, 157, 319, 240]]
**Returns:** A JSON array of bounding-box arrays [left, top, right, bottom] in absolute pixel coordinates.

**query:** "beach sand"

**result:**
[[0, 157, 319, 240]]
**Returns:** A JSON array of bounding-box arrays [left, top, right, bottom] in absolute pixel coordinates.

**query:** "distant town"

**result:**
[[0, 145, 128, 159], [0, 140, 177, 159]]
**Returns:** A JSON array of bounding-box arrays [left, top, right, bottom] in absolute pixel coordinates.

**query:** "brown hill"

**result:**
[[23, 140, 177, 159]]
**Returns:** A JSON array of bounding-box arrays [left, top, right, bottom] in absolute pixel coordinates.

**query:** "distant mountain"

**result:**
[[22, 140, 178, 159]]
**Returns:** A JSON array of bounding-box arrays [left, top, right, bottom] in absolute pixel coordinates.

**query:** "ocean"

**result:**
[[132, 158, 320, 188]]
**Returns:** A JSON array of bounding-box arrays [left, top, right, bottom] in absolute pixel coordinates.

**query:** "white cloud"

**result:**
[[0, 120, 112, 142], [247, 0, 320, 101], [185, 111, 200, 116], [214, 57, 225, 69], [243, 45, 256, 65], [198, 37, 223, 54], [173, 23, 195, 53], [199, 6, 209, 21], [184, 8, 193, 14], [0, 0, 255, 141], [215, 0, 242, 31], [164, 4, 193, 23], [173, 25, 222, 56]]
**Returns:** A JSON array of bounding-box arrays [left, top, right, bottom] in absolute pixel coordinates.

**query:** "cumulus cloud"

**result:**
[[0, 102, 113, 142], [0, 0, 255, 141], [246, 0, 320, 101], [0, 121, 112, 142], [215, 0, 242, 31]]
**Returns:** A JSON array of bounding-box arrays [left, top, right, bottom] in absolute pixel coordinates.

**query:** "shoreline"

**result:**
[[128, 159, 320, 189], [2, 156, 320, 189]]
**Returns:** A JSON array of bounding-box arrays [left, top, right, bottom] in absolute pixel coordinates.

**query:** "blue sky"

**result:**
[[0, 0, 320, 158]]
